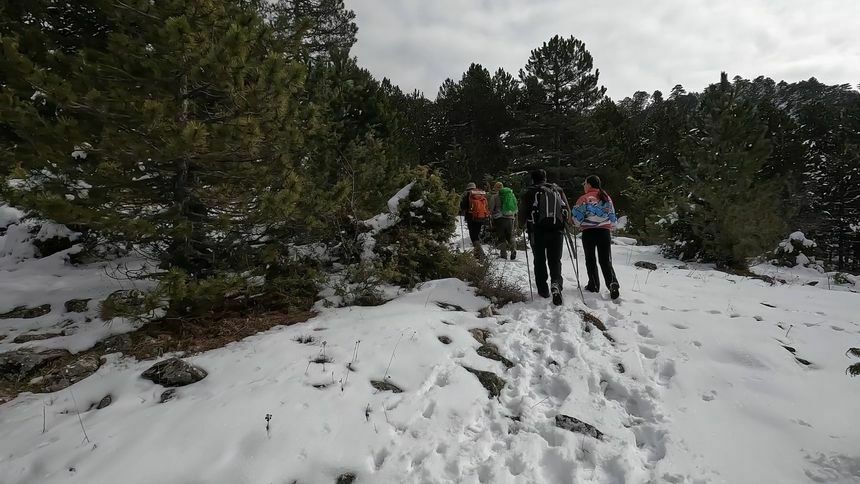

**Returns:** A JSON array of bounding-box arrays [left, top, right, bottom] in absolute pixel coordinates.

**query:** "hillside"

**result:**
[[1, 213, 858, 483]]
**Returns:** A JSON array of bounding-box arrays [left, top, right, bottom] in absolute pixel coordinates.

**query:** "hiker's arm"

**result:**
[[606, 197, 618, 227], [572, 193, 586, 226]]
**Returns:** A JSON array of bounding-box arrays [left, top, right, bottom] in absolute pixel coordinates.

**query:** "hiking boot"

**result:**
[[510, 252, 516, 261], [585, 283, 599, 293], [609, 282, 620, 300], [551, 283, 563, 306], [537, 284, 550, 298]]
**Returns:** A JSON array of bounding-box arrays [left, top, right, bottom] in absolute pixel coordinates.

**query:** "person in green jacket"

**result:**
[[490, 181, 518, 260]]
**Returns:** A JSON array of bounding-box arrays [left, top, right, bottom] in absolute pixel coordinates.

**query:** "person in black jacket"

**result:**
[[518, 170, 571, 305]]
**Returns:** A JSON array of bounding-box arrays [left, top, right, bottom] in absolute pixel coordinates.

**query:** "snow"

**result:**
[[1, 230, 860, 482], [0, 207, 152, 354]]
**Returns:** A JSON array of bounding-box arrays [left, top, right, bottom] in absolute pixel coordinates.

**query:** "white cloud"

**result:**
[[349, 0, 860, 99]]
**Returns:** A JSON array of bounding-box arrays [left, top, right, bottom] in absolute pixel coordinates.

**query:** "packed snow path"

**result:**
[[1, 242, 859, 483]]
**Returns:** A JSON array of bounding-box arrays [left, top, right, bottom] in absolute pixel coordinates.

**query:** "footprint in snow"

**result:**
[[672, 323, 689, 330], [639, 345, 659, 359], [706, 309, 721, 315], [637, 323, 654, 338], [702, 391, 717, 401]]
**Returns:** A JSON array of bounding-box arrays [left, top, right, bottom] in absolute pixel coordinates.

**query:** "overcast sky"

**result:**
[[349, 0, 860, 100]]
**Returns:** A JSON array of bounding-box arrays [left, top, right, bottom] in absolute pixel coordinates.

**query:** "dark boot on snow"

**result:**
[[551, 283, 563, 306], [609, 282, 620, 300]]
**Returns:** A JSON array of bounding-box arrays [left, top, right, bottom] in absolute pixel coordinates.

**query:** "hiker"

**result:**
[[519, 169, 571, 306], [573, 175, 620, 300], [490, 181, 517, 260], [459, 182, 490, 258]]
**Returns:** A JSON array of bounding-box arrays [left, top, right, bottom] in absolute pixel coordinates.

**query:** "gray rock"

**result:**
[[64, 299, 91, 313], [634, 261, 658, 271], [469, 328, 491, 345], [33, 234, 76, 258], [96, 333, 134, 354], [160, 388, 177, 403], [12, 331, 65, 343], [336, 473, 356, 484], [141, 358, 207, 387], [437, 336, 452, 345], [476, 344, 514, 369], [0, 304, 52, 319], [462, 366, 505, 398], [555, 414, 604, 440], [478, 306, 499, 318], [0, 348, 70, 380], [96, 395, 112, 409], [41, 354, 102, 392], [370, 380, 402, 393]]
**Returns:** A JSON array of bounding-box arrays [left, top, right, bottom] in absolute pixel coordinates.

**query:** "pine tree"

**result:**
[[668, 73, 784, 269], [266, 0, 357, 60], [1, 0, 309, 314], [510, 35, 606, 172]]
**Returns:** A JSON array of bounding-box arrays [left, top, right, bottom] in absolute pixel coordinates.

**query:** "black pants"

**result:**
[[531, 227, 564, 290], [466, 220, 483, 244], [494, 218, 514, 255], [581, 229, 618, 290]]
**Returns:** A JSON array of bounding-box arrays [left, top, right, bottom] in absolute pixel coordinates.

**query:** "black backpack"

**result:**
[[530, 183, 568, 228]]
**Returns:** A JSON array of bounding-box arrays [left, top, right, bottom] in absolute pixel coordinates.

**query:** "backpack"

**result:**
[[530, 183, 568, 228], [467, 190, 490, 221], [499, 187, 517, 216]]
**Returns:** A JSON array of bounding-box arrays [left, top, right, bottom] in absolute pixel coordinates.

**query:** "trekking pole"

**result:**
[[459, 217, 466, 252], [522, 229, 534, 301], [564, 226, 585, 304]]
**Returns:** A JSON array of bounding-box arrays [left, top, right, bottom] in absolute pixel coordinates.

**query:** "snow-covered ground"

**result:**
[[0, 206, 149, 354], [1, 233, 859, 483]]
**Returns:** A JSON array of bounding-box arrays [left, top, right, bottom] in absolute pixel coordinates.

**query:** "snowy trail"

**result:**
[[1, 238, 859, 483]]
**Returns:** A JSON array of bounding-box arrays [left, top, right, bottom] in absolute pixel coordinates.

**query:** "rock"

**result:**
[[0, 304, 52, 319], [805, 281, 819, 286], [370, 379, 402, 393], [64, 299, 91, 313], [96, 333, 134, 354], [96, 395, 112, 409], [437, 336, 452, 345], [41, 354, 102, 392], [33, 235, 75, 258], [616, 362, 626, 374], [476, 344, 514, 369], [635, 261, 658, 271], [141, 358, 207, 387], [0, 348, 70, 381], [462, 366, 505, 398], [469, 328, 491, 345], [478, 306, 499, 318], [160, 388, 177, 403], [336, 473, 356, 484], [435, 302, 466, 312], [12, 331, 65, 343], [795, 357, 813, 366], [555, 414, 604, 440]]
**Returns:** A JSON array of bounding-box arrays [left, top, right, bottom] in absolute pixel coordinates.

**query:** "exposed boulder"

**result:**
[[64, 299, 91, 313], [0, 348, 70, 381], [635, 261, 658, 271], [141, 358, 207, 387], [462, 366, 505, 398], [0, 304, 52, 319], [437, 336, 452, 345], [40, 354, 102, 392], [370, 380, 402, 393], [476, 344, 514, 369], [555, 414, 604, 440]]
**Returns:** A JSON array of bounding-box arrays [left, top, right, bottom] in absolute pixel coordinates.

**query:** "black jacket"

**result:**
[[518, 183, 570, 231]]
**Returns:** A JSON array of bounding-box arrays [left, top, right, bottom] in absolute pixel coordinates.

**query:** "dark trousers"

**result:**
[[466, 220, 483, 243], [494, 218, 514, 255], [581, 228, 618, 289], [531, 227, 564, 290]]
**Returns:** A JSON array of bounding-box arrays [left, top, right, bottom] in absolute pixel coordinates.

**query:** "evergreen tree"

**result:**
[[1, 0, 309, 314], [510, 35, 606, 172], [266, 0, 357, 60], [667, 73, 784, 269]]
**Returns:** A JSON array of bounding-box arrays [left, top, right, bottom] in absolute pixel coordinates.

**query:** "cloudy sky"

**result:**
[[349, 0, 860, 100]]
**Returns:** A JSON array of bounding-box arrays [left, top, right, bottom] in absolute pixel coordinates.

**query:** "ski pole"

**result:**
[[564, 226, 585, 304], [523, 228, 534, 301], [460, 217, 466, 252]]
